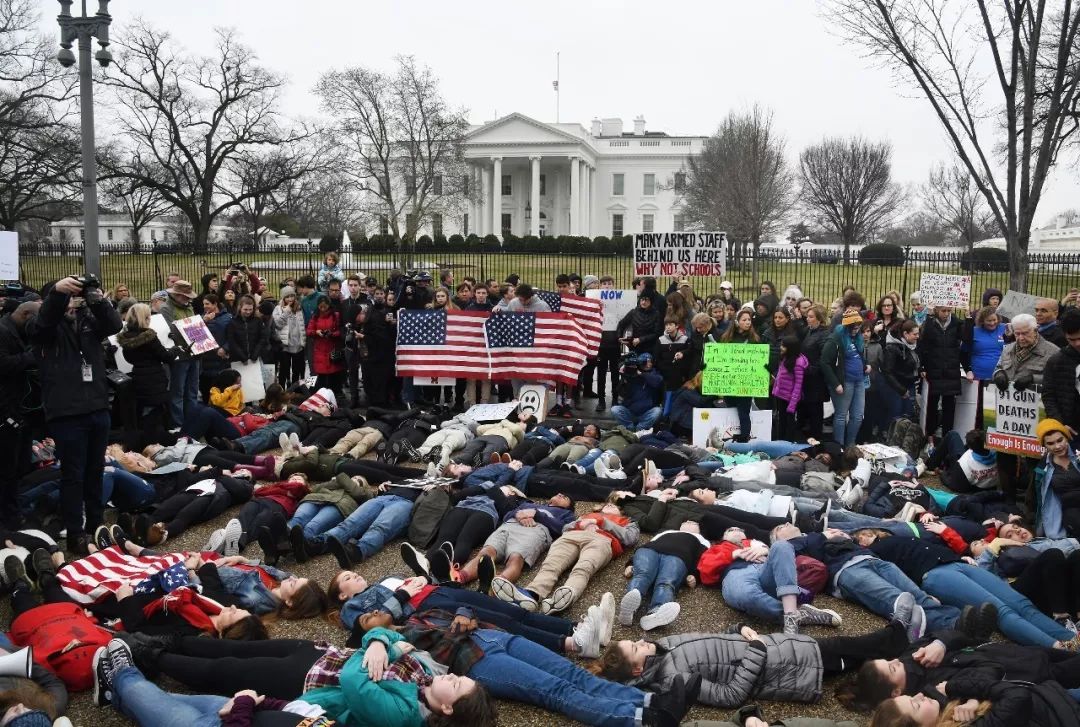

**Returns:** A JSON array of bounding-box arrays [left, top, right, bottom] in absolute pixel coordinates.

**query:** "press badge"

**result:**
[[81, 360, 93, 382]]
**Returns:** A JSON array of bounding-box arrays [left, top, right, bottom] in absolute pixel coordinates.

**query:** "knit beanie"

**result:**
[[1036, 419, 1070, 444], [280, 285, 296, 299], [582, 275, 599, 289], [841, 308, 863, 327]]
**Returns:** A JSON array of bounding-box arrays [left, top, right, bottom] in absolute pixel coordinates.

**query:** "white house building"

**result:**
[[48, 214, 234, 249], [458, 113, 705, 239], [975, 217, 1080, 253]]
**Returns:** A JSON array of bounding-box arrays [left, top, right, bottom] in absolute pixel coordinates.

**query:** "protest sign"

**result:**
[[983, 385, 1045, 457], [149, 313, 176, 349], [633, 232, 727, 278], [174, 315, 219, 356], [0, 231, 17, 280], [108, 335, 133, 374], [919, 273, 971, 308], [517, 384, 548, 417], [464, 402, 519, 422], [230, 360, 266, 403], [996, 290, 1039, 320], [586, 289, 638, 331], [691, 407, 772, 448], [701, 343, 770, 397]]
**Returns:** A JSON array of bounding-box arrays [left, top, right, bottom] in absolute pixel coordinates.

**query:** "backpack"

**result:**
[[407, 486, 451, 548], [887, 417, 926, 461]]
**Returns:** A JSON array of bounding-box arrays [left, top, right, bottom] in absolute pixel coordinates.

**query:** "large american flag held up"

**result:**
[[396, 309, 588, 386], [535, 291, 603, 353]]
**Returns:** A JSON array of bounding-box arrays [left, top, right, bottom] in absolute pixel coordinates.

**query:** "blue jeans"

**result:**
[[610, 405, 661, 431], [575, 448, 614, 471], [48, 409, 111, 537], [468, 629, 646, 727], [628, 548, 688, 611], [104, 468, 156, 511], [288, 501, 344, 538], [922, 562, 1074, 647], [168, 359, 201, 428], [234, 420, 300, 454], [181, 403, 241, 440], [831, 378, 865, 446], [837, 558, 960, 632], [723, 440, 810, 458], [314, 495, 412, 559], [112, 666, 226, 727], [721, 539, 801, 622], [421, 590, 571, 652], [882, 383, 917, 424]]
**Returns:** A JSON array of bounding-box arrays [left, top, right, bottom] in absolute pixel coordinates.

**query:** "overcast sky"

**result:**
[[41, 0, 1079, 226]]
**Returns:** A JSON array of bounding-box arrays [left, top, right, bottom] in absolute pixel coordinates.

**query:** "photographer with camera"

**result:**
[[610, 352, 663, 432], [223, 262, 264, 296], [396, 270, 434, 310], [26, 274, 122, 554], [0, 299, 42, 527]]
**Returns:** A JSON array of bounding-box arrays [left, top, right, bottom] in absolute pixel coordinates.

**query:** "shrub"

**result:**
[[857, 243, 905, 267], [448, 233, 464, 247], [318, 234, 341, 253], [960, 247, 1010, 272], [417, 234, 433, 247], [433, 234, 448, 246], [519, 235, 540, 248], [482, 234, 501, 252]]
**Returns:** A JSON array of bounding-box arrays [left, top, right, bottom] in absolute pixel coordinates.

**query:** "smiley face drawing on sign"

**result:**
[[517, 385, 547, 418]]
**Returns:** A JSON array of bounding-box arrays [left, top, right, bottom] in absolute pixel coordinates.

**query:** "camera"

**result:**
[[75, 273, 100, 289]]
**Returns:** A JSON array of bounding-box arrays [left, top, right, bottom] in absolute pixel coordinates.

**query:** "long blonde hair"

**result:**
[[939, 700, 992, 727], [125, 302, 152, 330]]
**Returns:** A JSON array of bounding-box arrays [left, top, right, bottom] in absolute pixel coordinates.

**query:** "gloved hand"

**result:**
[[1013, 371, 1034, 392], [84, 287, 105, 306], [992, 369, 1009, 393]]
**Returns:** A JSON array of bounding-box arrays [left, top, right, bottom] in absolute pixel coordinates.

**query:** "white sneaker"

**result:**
[[222, 518, 243, 557], [598, 592, 615, 645], [593, 457, 612, 479], [634, 428, 653, 438], [572, 615, 601, 658], [842, 483, 864, 510], [570, 463, 586, 475], [602, 453, 622, 470], [203, 528, 226, 554], [289, 432, 302, 452], [619, 589, 642, 626], [916, 458, 927, 477], [278, 432, 292, 455], [640, 602, 681, 631]]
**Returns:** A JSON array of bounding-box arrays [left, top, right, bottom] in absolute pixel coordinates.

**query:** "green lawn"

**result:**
[[19, 250, 1074, 307]]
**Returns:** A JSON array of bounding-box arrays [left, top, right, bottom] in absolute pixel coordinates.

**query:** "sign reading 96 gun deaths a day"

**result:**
[[633, 232, 727, 278], [920, 273, 971, 308], [701, 343, 770, 397], [983, 385, 1046, 457]]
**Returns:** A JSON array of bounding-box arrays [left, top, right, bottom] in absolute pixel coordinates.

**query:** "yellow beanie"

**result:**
[[1036, 419, 1070, 444], [841, 308, 863, 327]]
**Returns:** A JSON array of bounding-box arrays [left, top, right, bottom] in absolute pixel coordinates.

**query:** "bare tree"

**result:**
[[922, 162, 994, 253], [315, 56, 469, 262], [681, 106, 795, 284], [798, 136, 904, 264], [826, 0, 1080, 289], [98, 149, 171, 251], [99, 24, 322, 251], [1046, 207, 1080, 227]]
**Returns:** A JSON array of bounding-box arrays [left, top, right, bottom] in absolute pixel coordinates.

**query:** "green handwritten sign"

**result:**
[[701, 343, 770, 397]]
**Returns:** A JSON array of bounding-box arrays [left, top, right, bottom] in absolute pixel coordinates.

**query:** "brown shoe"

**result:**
[[500, 453, 512, 464]]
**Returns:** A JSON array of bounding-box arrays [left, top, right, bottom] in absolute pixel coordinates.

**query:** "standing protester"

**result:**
[[595, 276, 622, 413], [0, 300, 41, 527], [27, 276, 122, 554], [772, 335, 808, 442], [880, 320, 921, 425], [821, 308, 868, 447], [197, 294, 232, 404], [272, 287, 306, 387], [798, 304, 830, 440], [115, 303, 177, 435], [1041, 309, 1080, 447], [1036, 297, 1067, 348], [720, 309, 761, 443], [306, 294, 345, 398], [226, 295, 267, 375], [158, 279, 200, 429], [918, 306, 965, 442]]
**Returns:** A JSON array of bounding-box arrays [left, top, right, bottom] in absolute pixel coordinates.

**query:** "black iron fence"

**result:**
[[17, 239, 1080, 306]]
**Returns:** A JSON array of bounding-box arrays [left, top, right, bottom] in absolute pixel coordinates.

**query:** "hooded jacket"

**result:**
[[820, 325, 864, 391], [882, 331, 921, 394], [272, 303, 305, 354], [918, 314, 965, 395], [116, 326, 178, 405], [616, 304, 664, 354], [300, 472, 373, 518], [1041, 345, 1080, 428]]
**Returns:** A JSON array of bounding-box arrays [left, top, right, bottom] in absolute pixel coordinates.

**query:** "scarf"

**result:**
[[142, 586, 223, 633], [1014, 341, 1035, 367]]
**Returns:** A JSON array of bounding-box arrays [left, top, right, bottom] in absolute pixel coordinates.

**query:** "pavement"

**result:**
[[3, 397, 893, 726]]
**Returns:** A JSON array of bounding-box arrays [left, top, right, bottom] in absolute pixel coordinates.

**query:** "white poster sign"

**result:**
[[586, 289, 638, 332], [517, 384, 548, 418], [633, 232, 727, 278], [231, 360, 266, 403], [919, 273, 972, 308], [148, 313, 176, 349], [108, 335, 133, 374], [465, 402, 519, 422], [0, 231, 18, 280], [691, 407, 772, 448], [996, 290, 1039, 320]]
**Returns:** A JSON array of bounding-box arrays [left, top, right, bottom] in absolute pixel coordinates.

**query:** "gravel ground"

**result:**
[[6, 419, 910, 726]]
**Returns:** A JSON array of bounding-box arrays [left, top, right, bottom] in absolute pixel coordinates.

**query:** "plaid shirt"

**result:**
[[302, 642, 355, 693], [400, 608, 488, 676], [382, 652, 434, 688]]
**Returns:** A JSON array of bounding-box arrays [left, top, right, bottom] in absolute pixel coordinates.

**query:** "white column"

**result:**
[[569, 156, 580, 236], [491, 157, 503, 238], [530, 156, 542, 238], [582, 165, 592, 237], [480, 165, 491, 236]]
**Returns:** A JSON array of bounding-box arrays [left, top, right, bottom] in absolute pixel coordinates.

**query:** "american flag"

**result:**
[[395, 309, 587, 385], [485, 311, 587, 385], [56, 546, 187, 604], [535, 291, 603, 354]]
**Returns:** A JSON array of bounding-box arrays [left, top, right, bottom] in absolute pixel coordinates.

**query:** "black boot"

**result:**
[[596, 398, 606, 413]]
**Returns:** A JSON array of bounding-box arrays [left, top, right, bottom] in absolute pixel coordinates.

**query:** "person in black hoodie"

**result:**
[[797, 304, 831, 440], [226, 295, 267, 369], [917, 307, 965, 441], [26, 276, 123, 555], [616, 294, 664, 357], [192, 272, 219, 316], [880, 320, 921, 424], [115, 303, 179, 434], [0, 300, 41, 527], [353, 303, 394, 408]]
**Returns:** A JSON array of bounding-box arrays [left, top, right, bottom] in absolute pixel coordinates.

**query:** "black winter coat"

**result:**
[[917, 315, 964, 396], [27, 289, 123, 421], [226, 314, 267, 363], [616, 306, 664, 355], [881, 336, 920, 395], [1042, 345, 1080, 428], [800, 325, 830, 403], [0, 314, 38, 414], [116, 327, 177, 406]]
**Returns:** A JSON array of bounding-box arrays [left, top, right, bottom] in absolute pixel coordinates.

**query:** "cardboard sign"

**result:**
[[996, 290, 1039, 320], [633, 231, 727, 278], [464, 402, 519, 422], [149, 313, 176, 349], [517, 384, 548, 418], [586, 289, 638, 331], [230, 360, 266, 403], [701, 343, 770, 397], [920, 273, 971, 308], [108, 335, 133, 374], [691, 407, 772, 448], [983, 385, 1045, 457], [0, 231, 18, 280], [174, 315, 219, 356]]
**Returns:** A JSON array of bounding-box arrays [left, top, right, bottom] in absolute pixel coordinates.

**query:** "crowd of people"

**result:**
[[1, 257, 1080, 727]]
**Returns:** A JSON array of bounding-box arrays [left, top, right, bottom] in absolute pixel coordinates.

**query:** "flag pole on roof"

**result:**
[[553, 51, 560, 122]]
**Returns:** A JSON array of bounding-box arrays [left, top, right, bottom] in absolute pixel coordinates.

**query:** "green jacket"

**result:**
[[599, 426, 639, 452], [617, 494, 704, 533], [819, 325, 863, 391], [301, 473, 373, 518], [304, 628, 425, 727]]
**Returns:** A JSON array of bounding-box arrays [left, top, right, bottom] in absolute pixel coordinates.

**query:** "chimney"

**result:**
[[601, 118, 623, 137], [590, 118, 602, 137], [633, 115, 646, 136]]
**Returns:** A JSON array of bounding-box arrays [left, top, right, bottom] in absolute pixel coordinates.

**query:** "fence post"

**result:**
[[901, 246, 912, 301]]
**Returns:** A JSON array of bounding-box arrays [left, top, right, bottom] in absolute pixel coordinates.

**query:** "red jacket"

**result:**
[[569, 512, 633, 557], [306, 310, 343, 375], [697, 538, 752, 586], [8, 602, 114, 690], [227, 412, 276, 436], [255, 481, 310, 517]]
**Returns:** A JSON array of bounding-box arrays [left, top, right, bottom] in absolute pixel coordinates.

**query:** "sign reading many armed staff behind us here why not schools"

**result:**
[[633, 232, 727, 277]]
